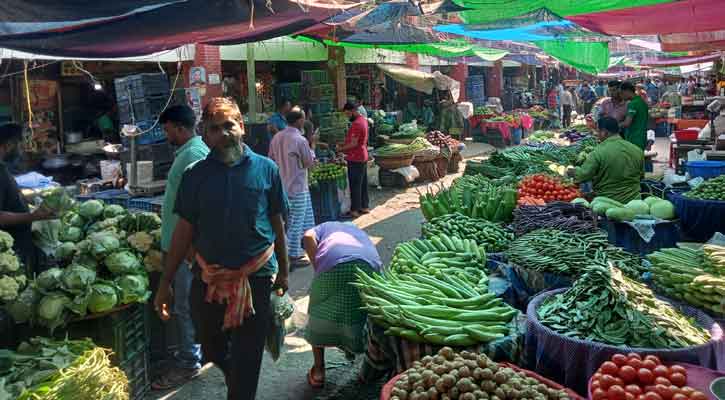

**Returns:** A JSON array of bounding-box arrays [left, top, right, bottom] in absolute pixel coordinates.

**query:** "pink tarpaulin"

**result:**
[[640, 53, 723, 67], [661, 30, 725, 52], [568, 0, 725, 36]]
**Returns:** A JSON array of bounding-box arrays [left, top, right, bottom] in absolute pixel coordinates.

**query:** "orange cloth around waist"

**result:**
[[195, 244, 274, 330]]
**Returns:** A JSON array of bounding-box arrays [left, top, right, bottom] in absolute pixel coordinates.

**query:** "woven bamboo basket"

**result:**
[[386, 137, 416, 145], [374, 154, 415, 170]]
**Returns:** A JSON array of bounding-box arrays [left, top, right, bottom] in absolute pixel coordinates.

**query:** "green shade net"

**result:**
[[295, 36, 508, 61], [535, 40, 610, 74], [456, 0, 676, 25]]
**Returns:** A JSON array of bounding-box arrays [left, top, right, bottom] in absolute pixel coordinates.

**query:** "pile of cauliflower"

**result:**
[[0, 230, 27, 303]]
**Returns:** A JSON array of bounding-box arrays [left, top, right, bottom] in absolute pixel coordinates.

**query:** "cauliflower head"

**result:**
[[14, 274, 27, 288], [0, 275, 20, 302], [0, 251, 20, 273], [143, 249, 163, 272], [0, 231, 14, 252], [128, 232, 153, 253]]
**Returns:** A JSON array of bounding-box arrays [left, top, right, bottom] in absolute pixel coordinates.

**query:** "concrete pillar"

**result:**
[[328, 46, 347, 109], [486, 61, 503, 99], [451, 63, 469, 101], [190, 44, 223, 107]]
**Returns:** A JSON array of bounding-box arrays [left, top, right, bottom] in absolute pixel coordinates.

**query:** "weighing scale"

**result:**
[[122, 124, 166, 197]]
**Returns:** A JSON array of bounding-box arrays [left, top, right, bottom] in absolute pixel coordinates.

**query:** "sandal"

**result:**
[[307, 367, 325, 388], [151, 367, 201, 391], [340, 211, 360, 219]]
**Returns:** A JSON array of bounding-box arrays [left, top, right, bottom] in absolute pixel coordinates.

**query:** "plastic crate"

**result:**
[[120, 349, 151, 400], [686, 160, 725, 179], [602, 218, 680, 256], [118, 95, 168, 124], [311, 181, 340, 224], [120, 142, 174, 165], [115, 73, 170, 101], [301, 70, 329, 85], [128, 196, 164, 213], [77, 189, 131, 207], [675, 129, 699, 141], [66, 305, 149, 363], [378, 169, 411, 188], [121, 120, 167, 146]]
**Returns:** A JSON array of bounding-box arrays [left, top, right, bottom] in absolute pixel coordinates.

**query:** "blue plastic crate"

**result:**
[[128, 196, 164, 213], [121, 120, 166, 147], [311, 181, 340, 224], [602, 218, 680, 256], [686, 160, 725, 180], [92, 189, 131, 207]]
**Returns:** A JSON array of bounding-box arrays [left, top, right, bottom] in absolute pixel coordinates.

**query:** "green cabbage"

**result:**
[[625, 199, 650, 215], [36, 268, 64, 291], [37, 292, 71, 330], [87, 232, 120, 259], [5, 285, 39, 323], [56, 242, 77, 260], [32, 219, 61, 256], [39, 188, 75, 214], [88, 284, 118, 313], [105, 251, 141, 275], [115, 275, 150, 304], [103, 204, 126, 219], [62, 212, 86, 228], [59, 226, 83, 243], [650, 200, 676, 220], [78, 200, 104, 220], [61, 265, 96, 293]]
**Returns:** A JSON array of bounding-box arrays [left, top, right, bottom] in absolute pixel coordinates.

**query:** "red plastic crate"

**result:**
[[675, 129, 699, 141]]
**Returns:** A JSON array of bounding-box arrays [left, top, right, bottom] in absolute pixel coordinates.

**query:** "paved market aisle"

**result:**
[[145, 142, 495, 400]]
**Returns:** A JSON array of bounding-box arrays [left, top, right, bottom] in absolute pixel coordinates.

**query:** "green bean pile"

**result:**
[[505, 228, 643, 277], [538, 265, 711, 349]]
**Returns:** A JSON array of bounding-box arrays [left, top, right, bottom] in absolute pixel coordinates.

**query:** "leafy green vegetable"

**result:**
[[62, 211, 85, 228], [102, 204, 126, 219], [0, 275, 19, 302], [39, 188, 75, 214], [60, 265, 96, 293], [36, 268, 63, 291], [0, 251, 20, 273], [0, 231, 14, 252], [59, 226, 83, 243], [127, 231, 153, 253], [87, 232, 120, 259], [4, 285, 39, 323], [87, 284, 118, 313], [37, 292, 71, 330], [104, 251, 141, 275], [78, 200, 104, 220], [31, 220, 61, 257], [115, 275, 150, 304], [56, 242, 77, 261]]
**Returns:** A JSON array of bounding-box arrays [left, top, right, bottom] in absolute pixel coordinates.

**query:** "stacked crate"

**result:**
[[114, 73, 171, 146], [466, 75, 486, 106]]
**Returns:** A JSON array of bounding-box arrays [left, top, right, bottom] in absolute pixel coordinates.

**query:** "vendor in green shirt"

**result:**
[[569, 116, 644, 204], [619, 82, 648, 150]]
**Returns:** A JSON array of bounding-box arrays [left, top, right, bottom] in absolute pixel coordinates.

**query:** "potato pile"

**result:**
[[389, 347, 572, 400]]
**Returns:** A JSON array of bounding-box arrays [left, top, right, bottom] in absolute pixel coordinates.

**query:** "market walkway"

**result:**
[[145, 141, 496, 400]]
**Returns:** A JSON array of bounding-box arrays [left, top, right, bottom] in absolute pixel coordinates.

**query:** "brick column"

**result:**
[[328, 46, 347, 109], [486, 61, 503, 99], [451, 63, 468, 101], [190, 44, 222, 107]]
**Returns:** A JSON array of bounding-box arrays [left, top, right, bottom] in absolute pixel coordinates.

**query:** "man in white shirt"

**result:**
[[560, 88, 574, 128]]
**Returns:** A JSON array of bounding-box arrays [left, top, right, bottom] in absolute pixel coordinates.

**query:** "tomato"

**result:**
[[668, 365, 687, 377], [690, 392, 707, 400], [654, 384, 673, 400], [627, 352, 642, 360], [592, 380, 602, 391], [643, 392, 663, 400], [679, 387, 694, 397], [619, 366, 637, 383], [645, 355, 662, 366], [608, 385, 627, 400], [613, 377, 625, 387], [628, 358, 643, 370], [601, 374, 617, 390], [626, 392, 636, 400], [643, 360, 658, 370], [668, 372, 686, 387], [592, 388, 607, 400], [601, 361, 620, 376], [671, 394, 687, 400], [654, 377, 671, 386], [653, 366, 669, 378], [625, 385, 643, 396], [593, 372, 603, 380], [638, 368, 655, 385]]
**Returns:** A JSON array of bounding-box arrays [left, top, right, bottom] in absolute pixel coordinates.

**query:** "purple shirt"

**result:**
[[311, 222, 382, 276], [268, 126, 315, 196]]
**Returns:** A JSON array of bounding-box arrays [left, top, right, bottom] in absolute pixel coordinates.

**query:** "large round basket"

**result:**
[[374, 154, 415, 170], [386, 137, 416, 145], [525, 288, 725, 395]]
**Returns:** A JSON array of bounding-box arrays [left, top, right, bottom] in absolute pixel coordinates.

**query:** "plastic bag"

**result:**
[[338, 187, 351, 215], [265, 292, 295, 362]]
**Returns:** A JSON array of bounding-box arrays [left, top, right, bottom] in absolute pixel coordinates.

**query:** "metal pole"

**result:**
[[246, 43, 257, 122], [129, 134, 137, 188]]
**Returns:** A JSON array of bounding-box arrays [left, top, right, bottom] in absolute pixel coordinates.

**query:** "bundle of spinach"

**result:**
[[537, 264, 712, 349]]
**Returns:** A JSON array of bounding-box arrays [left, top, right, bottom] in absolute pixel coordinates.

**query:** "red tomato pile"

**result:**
[[590, 353, 708, 400], [517, 174, 581, 204]]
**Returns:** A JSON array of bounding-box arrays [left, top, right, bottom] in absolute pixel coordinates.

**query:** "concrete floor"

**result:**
[[145, 142, 496, 400]]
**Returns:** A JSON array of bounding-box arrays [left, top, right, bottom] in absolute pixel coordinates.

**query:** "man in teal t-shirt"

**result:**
[[620, 82, 648, 151], [154, 105, 209, 390]]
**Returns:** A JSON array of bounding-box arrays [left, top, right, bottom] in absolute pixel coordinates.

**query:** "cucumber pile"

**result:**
[[356, 270, 517, 346], [538, 265, 711, 349], [422, 213, 513, 253], [648, 245, 725, 316]]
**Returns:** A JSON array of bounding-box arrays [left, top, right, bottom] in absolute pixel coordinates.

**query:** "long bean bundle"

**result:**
[[512, 202, 597, 236], [506, 228, 643, 277]]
